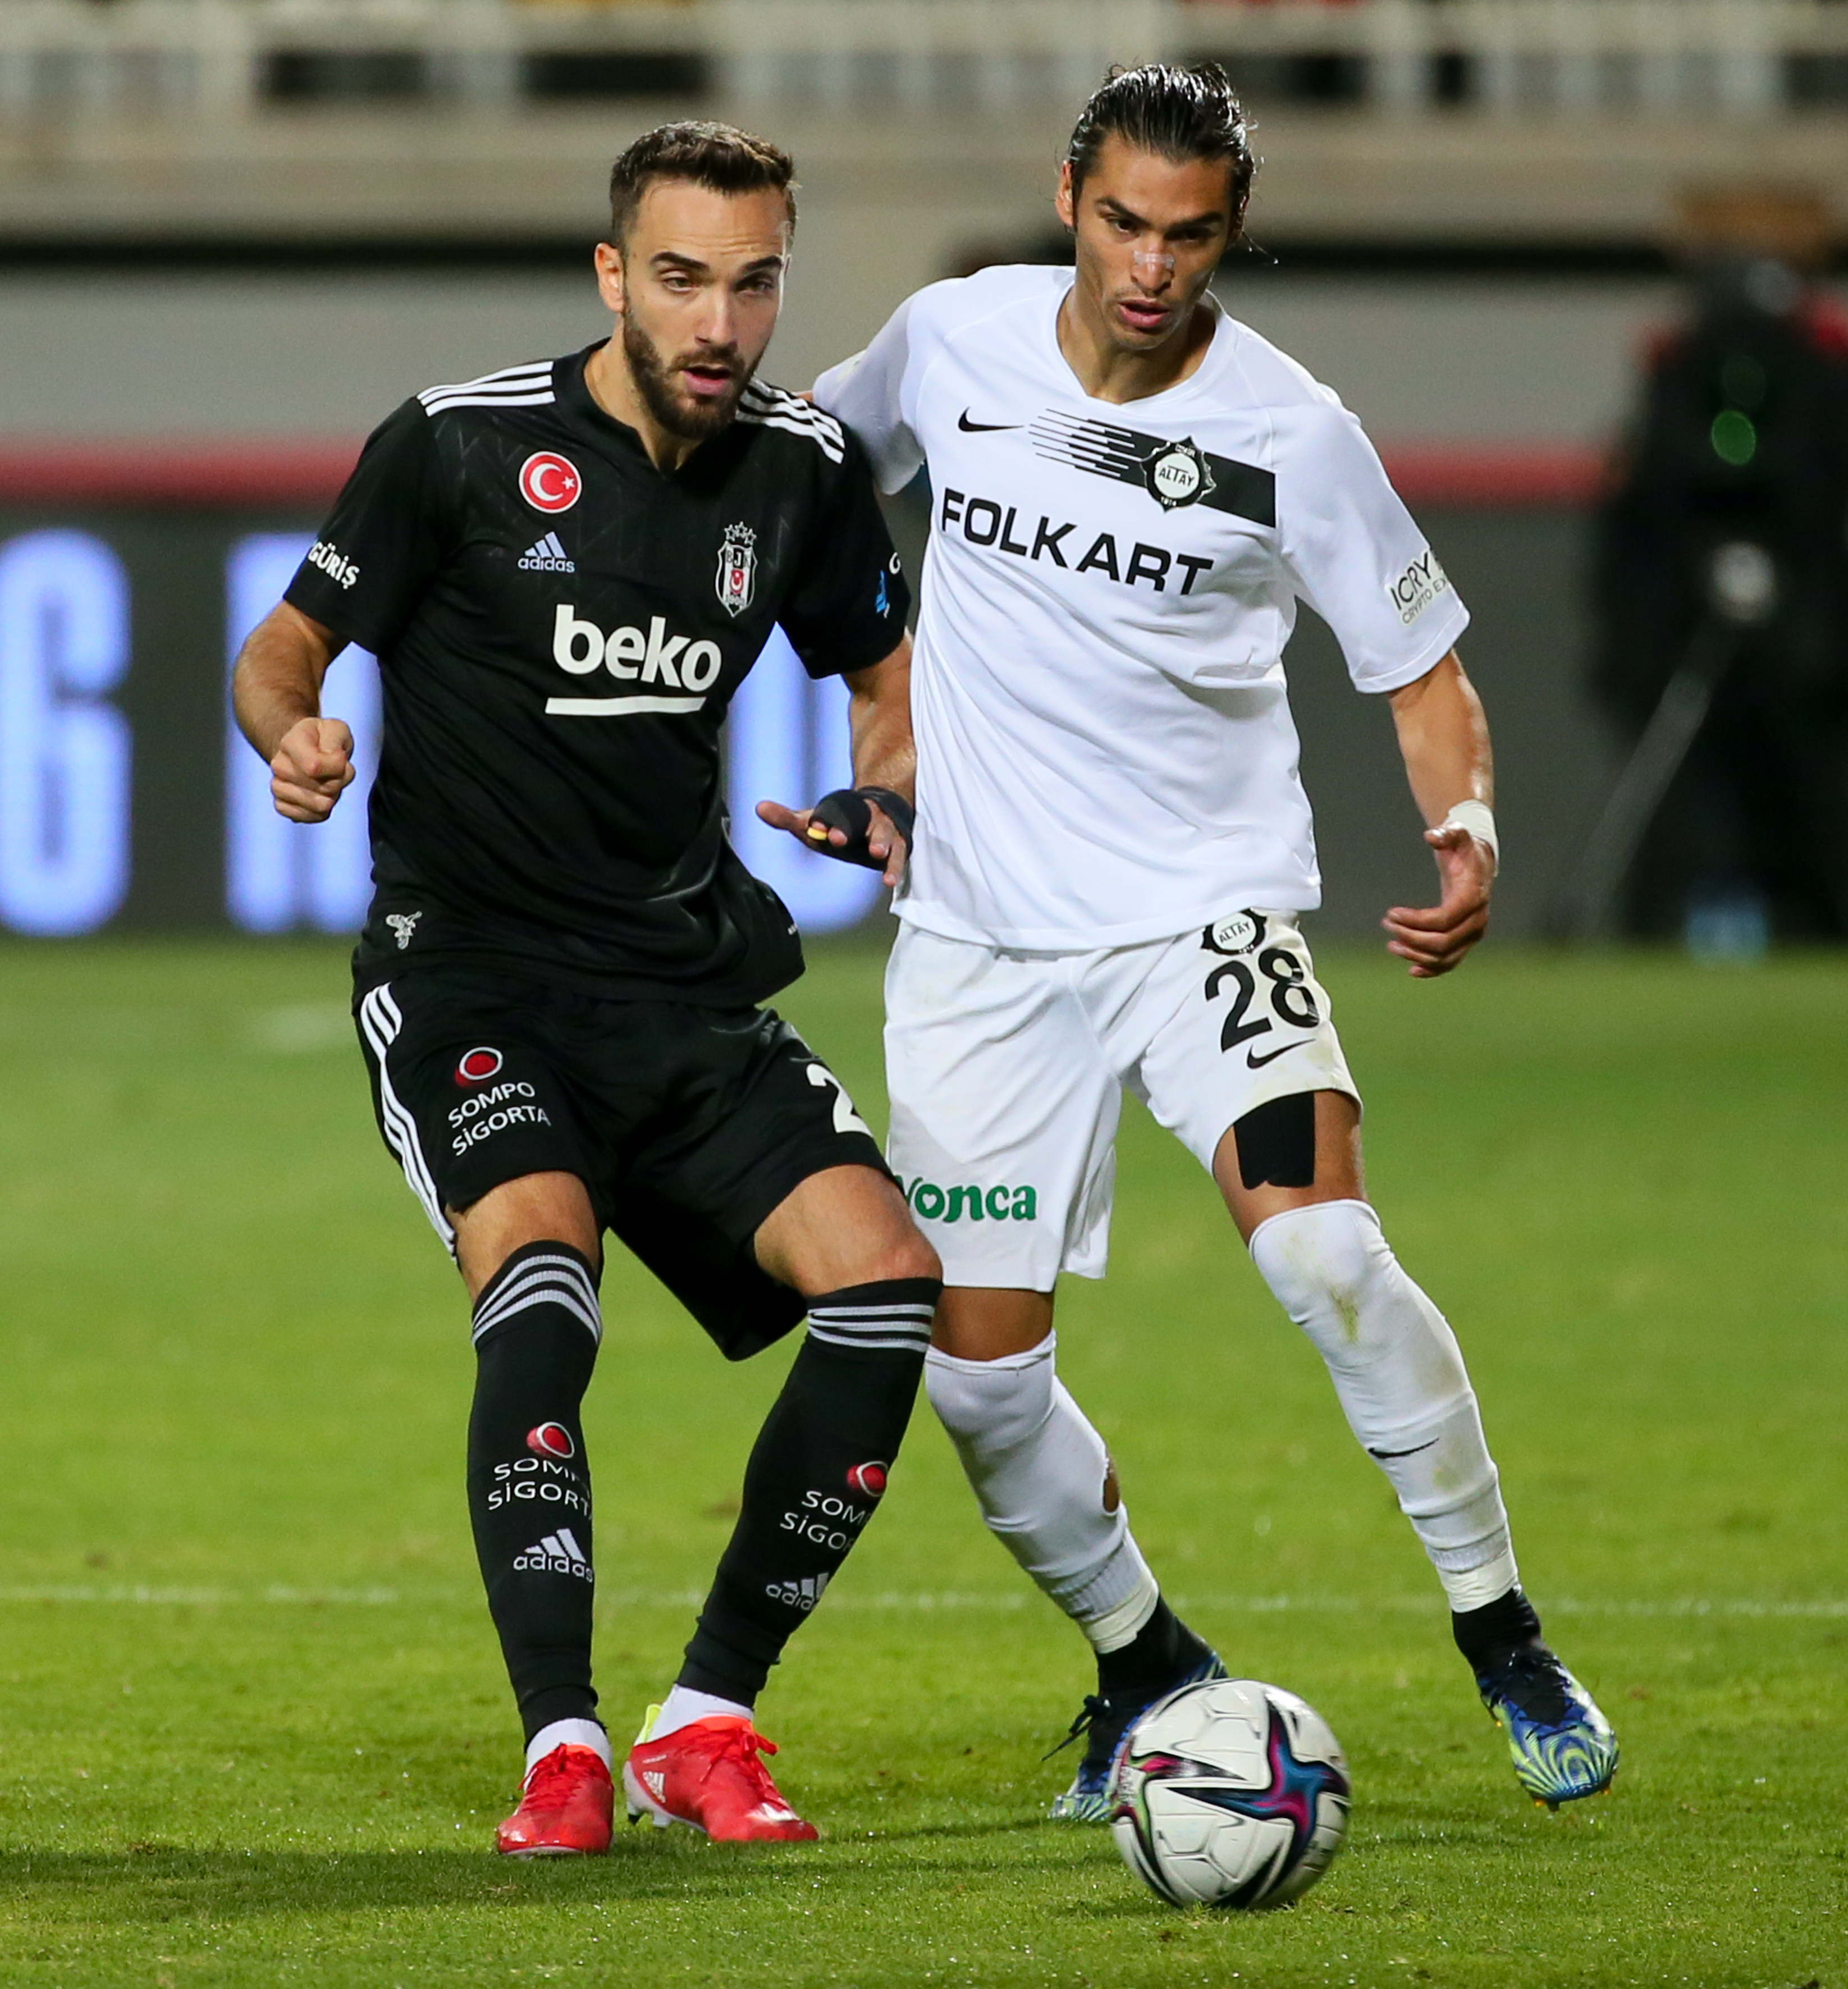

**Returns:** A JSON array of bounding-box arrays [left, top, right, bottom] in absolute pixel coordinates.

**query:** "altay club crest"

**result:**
[[716, 522, 757, 618]]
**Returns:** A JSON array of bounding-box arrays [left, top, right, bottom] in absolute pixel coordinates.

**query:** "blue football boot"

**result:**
[[1476, 1642, 1619, 1809], [1046, 1650, 1228, 1822]]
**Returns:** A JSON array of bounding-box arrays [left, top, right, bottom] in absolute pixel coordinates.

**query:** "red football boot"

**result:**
[[623, 1710, 819, 1842], [495, 1743, 614, 1857]]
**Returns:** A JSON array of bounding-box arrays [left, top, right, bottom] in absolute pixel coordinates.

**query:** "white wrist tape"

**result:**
[[1442, 799, 1499, 872]]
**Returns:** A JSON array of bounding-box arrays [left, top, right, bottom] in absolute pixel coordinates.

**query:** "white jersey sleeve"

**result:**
[[813, 287, 938, 495], [1275, 399, 1470, 694]]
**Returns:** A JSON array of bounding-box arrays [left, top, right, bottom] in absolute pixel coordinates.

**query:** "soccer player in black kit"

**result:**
[[231, 124, 941, 1855]]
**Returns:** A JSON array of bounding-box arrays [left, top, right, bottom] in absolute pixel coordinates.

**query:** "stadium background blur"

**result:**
[[5, 0, 1848, 945], [0, 7, 1844, 1986]]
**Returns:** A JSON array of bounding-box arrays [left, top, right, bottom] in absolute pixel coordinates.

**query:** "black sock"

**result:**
[[1096, 1595, 1214, 1702], [677, 1278, 940, 1704], [465, 1242, 603, 1744], [1452, 1585, 1544, 1674]]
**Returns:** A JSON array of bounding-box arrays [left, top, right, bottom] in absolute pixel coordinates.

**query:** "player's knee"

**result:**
[[454, 1172, 600, 1298], [1249, 1198, 1380, 1313], [888, 1225, 943, 1287], [835, 1226, 939, 1291], [1250, 1199, 1471, 1392], [760, 1168, 939, 1292], [925, 1332, 1055, 1451], [845, 1194, 941, 1287]]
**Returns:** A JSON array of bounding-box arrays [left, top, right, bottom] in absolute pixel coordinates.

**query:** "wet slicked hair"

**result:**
[[607, 121, 797, 246], [1065, 63, 1256, 235]]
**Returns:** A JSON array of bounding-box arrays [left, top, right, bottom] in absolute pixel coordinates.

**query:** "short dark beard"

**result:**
[[621, 314, 755, 442]]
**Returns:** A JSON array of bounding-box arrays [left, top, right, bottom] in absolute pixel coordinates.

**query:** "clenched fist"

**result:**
[[269, 716, 355, 822]]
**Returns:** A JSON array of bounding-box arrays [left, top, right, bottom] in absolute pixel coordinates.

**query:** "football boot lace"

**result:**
[[1045, 1652, 1231, 1822], [1047, 1693, 1105, 1754], [694, 1722, 794, 1811], [522, 1746, 585, 1807], [1481, 1644, 1575, 1725], [696, 1718, 776, 1782], [497, 1743, 613, 1856]]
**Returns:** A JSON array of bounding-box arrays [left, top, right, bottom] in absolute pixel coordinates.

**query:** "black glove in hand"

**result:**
[[803, 787, 916, 870]]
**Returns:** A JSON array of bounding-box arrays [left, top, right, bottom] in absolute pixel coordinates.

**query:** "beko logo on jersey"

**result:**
[[307, 540, 359, 589], [1388, 551, 1451, 626], [547, 606, 722, 716], [940, 488, 1212, 597]]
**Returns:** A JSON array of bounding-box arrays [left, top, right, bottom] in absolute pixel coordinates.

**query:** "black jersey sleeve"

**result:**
[[284, 398, 454, 653], [777, 430, 913, 680]]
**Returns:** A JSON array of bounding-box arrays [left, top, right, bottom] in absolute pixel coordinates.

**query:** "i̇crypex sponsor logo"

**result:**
[[1387, 550, 1451, 627]]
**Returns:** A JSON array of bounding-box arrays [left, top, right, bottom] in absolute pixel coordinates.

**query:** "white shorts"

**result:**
[[884, 912, 1357, 1289]]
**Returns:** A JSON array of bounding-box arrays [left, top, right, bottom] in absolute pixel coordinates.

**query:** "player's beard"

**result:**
[[622, 315, 757, 442]]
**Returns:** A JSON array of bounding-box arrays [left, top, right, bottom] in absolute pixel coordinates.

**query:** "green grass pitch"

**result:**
[[0, 935, 1840, 1987]]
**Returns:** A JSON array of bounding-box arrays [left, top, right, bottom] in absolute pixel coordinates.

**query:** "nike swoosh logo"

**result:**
[[1368, 1439, 1439, 1460], [1245, 1041, 1301, 1069], [958, 411, 1020, 433]]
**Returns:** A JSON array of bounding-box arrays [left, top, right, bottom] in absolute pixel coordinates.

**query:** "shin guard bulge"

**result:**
[[678, 1278, 939, 1703], [926, 1333, 1158, 1650], [1247, 1200, 1517, 1607], [466, 1242, 603, 1743]]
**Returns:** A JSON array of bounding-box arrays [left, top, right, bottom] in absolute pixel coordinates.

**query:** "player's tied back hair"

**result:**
[[1067, 63, 1256, 236], [607, 121, 798, 246]]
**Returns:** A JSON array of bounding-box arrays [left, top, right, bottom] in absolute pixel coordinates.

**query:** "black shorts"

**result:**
[[354, 969, 889, 1361]]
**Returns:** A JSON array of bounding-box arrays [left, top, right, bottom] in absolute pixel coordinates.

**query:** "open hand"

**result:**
[[270, 716, 355, 822], [1382, 824, 1493, 977], [756, 797, 908, 888]]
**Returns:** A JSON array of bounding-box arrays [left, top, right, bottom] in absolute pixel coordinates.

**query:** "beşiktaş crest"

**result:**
[[716, 522, 757, 618]]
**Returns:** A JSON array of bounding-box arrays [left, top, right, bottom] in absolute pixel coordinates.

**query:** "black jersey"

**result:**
[[285, 345, 910, 1005]]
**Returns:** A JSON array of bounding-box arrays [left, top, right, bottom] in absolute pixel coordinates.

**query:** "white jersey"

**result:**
[[813, 264, 1469, 950]]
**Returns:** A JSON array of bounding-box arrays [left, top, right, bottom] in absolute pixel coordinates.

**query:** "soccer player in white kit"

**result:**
[[802, 65, 1619, 1816]]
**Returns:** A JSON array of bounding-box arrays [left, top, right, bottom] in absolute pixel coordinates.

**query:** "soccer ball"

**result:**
[[1108, 1677, 1350, 1910]]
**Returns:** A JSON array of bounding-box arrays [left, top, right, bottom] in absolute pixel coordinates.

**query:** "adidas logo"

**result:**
[[514, 1526, 593, 1581], [643, 1769, 666, 1798], [765, 1572, 829, 1613], [518, 531, 575, 573]]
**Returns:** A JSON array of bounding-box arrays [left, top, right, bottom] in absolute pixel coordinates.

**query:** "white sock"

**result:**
[[926, 1332, 1159, 1650], [524, 1717, 610, 1775], [651, 1684, 752, 1741], [1248, 1200, 1518, 1610]]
